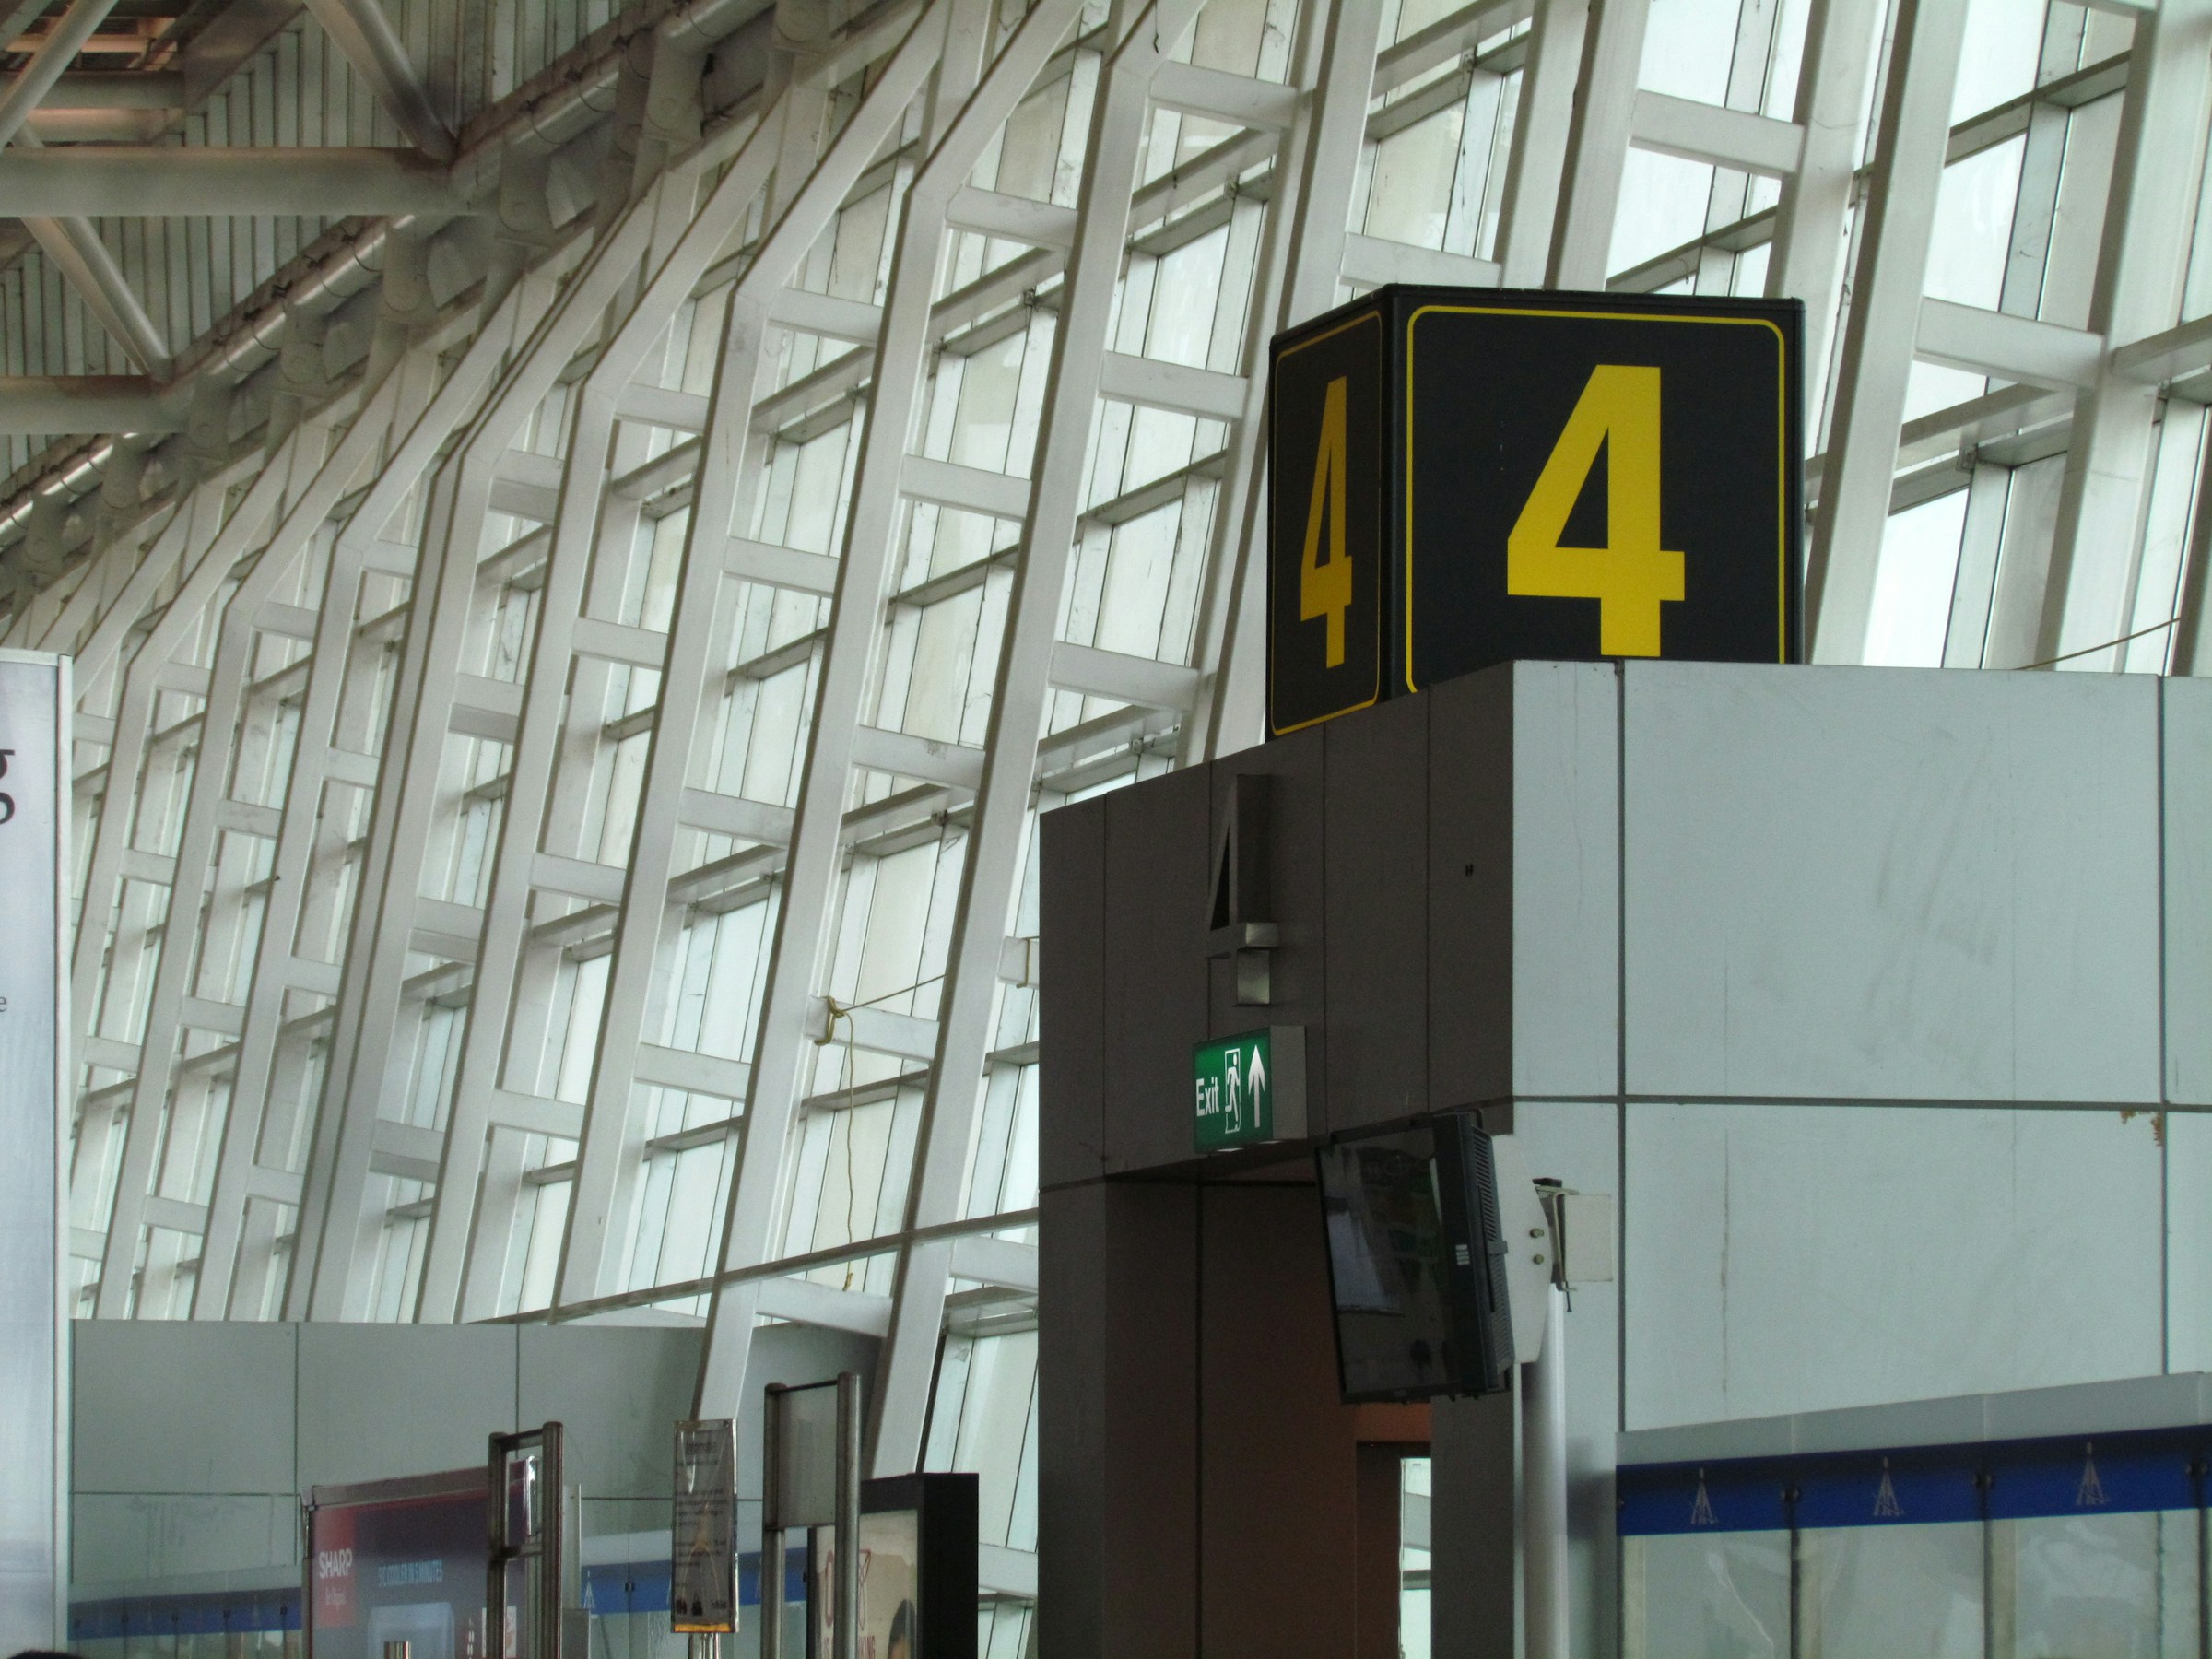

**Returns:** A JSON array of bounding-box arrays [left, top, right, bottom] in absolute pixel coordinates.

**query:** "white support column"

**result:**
[[419, 103, 798, 1323], [96, 375, 403, 1318], [1766, 0, 1884, 438], [839, 0, 1215, 1470], [289, 223, 649, 1319], [193, 307, 507, 1316], [557, 0, 1038, 1317], [1546, 0, 1653, 288], [1803, 0, 1971, 663], [408, 151, 717, 1322], [67, 448, 296, 1041], [2032, 0, 2212, 667], [1493, 0, 1592, 288], [89, 429, 324, 1315], [451, 13, 946, 1325]]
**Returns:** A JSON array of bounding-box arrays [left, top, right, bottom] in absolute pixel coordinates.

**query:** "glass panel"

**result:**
[[2004, 1510, 2198, 1659], [1623, 1531, 1790, 1659], [1803, 1522, 1983, 1659]]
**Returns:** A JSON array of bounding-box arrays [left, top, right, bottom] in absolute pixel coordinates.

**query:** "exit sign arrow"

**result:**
[[1192, 1026, 1308, 1153]]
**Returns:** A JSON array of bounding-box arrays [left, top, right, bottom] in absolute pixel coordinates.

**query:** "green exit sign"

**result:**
[[1192, 1026, 1308, 1152]]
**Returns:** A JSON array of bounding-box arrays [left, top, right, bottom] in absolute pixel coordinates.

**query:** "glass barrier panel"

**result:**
[[1802, 1521, 1983, 1659], [1622, 1531, 1789, 1659]]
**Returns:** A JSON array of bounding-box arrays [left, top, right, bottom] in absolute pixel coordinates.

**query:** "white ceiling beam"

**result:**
[[0, 147, 460, 216], [0, 0, 122, 149]]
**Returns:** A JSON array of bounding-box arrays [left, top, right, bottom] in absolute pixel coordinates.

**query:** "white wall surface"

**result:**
[[1494, 665, 2208, 1440], [1620, 663, 2162, 1104], [1622, 1101, 2167, 1428]]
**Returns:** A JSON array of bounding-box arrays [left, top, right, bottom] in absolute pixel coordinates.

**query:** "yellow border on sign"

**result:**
[[1272, 307, 1386, 736], [1403, 304, 1791, 693]]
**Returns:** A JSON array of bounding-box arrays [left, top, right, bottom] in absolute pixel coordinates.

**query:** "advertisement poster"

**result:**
[[308, 1474, 490, 1659], [857, 1511, 919, 1659], [0, 653, 65, 1653], [810, 1513, 921, 1659]]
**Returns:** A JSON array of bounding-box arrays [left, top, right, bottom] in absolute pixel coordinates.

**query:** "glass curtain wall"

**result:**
[[13, 0, 2212, 1642]]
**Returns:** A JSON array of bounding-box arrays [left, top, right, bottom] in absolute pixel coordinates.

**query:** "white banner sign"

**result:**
[[0, 652, 67, 1653]]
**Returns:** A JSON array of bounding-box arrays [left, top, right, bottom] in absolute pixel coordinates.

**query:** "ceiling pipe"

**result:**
[[0, 147, 462, 217], [0, 378, 181, 434], [300, 0, 458, 162]]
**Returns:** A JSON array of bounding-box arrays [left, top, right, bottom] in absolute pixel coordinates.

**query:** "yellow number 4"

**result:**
[[1507, 363, 1683, 658], [1301, 376, 1353, 666]]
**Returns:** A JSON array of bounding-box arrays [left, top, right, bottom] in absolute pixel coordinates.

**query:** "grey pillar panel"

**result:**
[[1623, 662, 2161, 1103], [2166, 677, 2212, 1104], [1039, 795, 1108, 1186], [1038, 1183, 1108, 1657], [1429, 667, 1516, 1109], [1324, 692, 1430, 1135], [1429, 1390, 1516, 1659], [1197, 1182, 1359, 1654], [298, 1324, 518, 1488], [1209, 724, 1328, 1100], [1101, 766, 1212, 1174], [1039, 1181, 1200, 1659], [517, 1326, 705, 1499], [1510, 664, 1619, 1100], [74, 1321, 297, 1496]]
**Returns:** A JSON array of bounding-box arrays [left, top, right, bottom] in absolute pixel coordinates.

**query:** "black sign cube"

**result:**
[[1266, 286, 1803, 737]]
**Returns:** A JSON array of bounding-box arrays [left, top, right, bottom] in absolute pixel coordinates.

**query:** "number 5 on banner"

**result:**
[[1300, 376, 1352, 666], [1507, 364, 1684, 657]]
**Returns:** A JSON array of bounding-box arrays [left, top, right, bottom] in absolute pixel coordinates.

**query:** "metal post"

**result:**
[[1521, 1286, 1570, 1659], [760, 1385, 784, 1659], [835, 1372, 862, 1659]]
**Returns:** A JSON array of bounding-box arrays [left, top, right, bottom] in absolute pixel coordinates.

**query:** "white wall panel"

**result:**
[[73, 1321, 296, 1497], [1623, 662, 2162, 1103], [1512, 663, 1621, 1100], [2165, 677, 2212, 1104], [71, 1494, 298, 1585], [1624, 1101, 2167, 1428], [295, 1324, 518, 1488]]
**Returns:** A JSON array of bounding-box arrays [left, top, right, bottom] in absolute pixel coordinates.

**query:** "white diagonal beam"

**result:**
[[2033, 0, 2212, 665], [854, 0, 1215, 1473], [419, 90, 800, 1322], [195, 297, 516, 1316], [686, 0, 1063, 1416], [1804, 0, 1972, 661]]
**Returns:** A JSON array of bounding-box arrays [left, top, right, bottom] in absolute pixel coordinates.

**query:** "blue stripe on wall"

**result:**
[[1621, 1425, 2209, 1536]]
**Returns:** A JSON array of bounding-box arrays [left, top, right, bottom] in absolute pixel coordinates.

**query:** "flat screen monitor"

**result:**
[[1314, 1112, 1513, 1402]]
